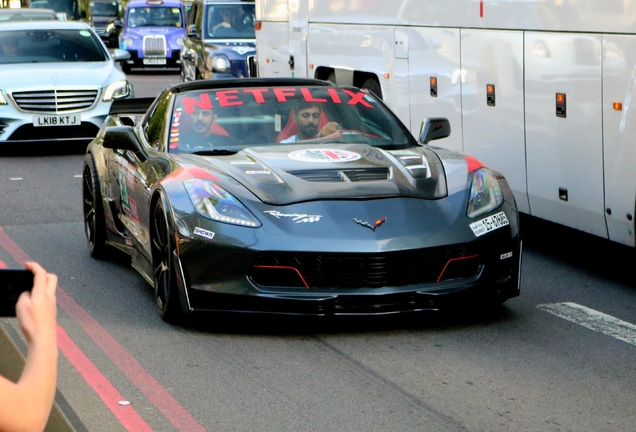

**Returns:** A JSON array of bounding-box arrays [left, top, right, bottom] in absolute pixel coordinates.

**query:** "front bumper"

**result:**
[[174, 212, 521, 316], [122, 49, 182, 69], [0, 98, 112, 144]]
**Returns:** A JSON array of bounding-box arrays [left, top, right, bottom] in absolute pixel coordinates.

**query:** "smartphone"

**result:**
[[0, 269, 34, 317]]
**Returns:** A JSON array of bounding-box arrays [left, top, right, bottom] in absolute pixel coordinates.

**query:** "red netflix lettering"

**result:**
[[300, 88, 328, 103], [327, 88, 342, 104], [216, 90, 243, 107], [343, 90, 373, 108], [273, 88, 296, 102], [243, 88, 268, 103], [182, 93, 213, 114]]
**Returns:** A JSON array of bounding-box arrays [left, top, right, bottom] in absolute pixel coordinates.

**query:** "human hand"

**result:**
[[317, 122, 340, 138], [16, 262, 58, 347]]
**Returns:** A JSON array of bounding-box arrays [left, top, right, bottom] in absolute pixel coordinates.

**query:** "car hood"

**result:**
[[175, 144, 453, 205], [0, 61, 124, 90]]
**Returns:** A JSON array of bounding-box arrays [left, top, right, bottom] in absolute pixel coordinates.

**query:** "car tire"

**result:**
[[83, 154, 110, 259], [151, 196, 185, 323], [361, 78, 382, 100]]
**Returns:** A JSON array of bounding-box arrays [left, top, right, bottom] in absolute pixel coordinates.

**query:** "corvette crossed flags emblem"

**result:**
[[353, 217, 386, 231]]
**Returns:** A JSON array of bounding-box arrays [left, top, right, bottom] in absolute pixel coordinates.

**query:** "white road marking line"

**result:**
[[73, 174, 82, 178], [9, 177, 22, 181], [537, 302, 636, 347]]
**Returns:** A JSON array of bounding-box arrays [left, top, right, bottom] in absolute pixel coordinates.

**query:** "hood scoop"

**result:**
[[287, 167, 391, 183]]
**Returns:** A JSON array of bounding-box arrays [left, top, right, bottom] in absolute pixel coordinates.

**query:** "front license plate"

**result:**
[[469, 211, 510, 237], [143, 58, 167, 65], [33, 115, 81, 127]]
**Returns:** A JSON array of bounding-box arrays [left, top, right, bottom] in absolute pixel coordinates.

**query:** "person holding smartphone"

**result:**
[[0, 262, 58, 432]]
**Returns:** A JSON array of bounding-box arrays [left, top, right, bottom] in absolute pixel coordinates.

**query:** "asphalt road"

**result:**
[[0, 72, 635, 432]]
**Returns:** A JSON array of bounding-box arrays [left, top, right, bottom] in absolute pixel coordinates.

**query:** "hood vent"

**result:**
[[288, 167, 391, 183]]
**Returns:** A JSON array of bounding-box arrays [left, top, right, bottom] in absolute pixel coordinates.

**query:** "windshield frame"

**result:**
[[166, 86, 418, 155], [0, 28, 109, 64]]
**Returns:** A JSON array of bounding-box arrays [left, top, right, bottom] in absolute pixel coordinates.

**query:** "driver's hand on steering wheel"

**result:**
[[317, 122, 340, 138]]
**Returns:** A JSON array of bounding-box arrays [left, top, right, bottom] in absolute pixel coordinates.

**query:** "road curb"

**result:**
[[0, 319, 87, 432]]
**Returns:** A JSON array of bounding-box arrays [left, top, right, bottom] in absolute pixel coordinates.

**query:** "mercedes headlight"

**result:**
[[184, 179, 261, 227], [0, 91, 6, 105], [467, 168, 503, 218], [209, 54, 231, 74], [103, 80, 132, 101]]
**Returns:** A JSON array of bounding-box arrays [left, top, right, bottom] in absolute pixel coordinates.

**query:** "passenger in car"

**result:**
[[0, 35, 18, 56], [172, 105, 230, 151]]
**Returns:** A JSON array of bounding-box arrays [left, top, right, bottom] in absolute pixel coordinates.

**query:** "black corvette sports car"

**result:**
[[82, 78, 521, 321]]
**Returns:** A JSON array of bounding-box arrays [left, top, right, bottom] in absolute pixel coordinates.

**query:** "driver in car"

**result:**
[[280, 101, 340, 143]]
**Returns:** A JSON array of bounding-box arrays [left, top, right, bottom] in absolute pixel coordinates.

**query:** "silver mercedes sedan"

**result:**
[[0, 20, 133, 145]]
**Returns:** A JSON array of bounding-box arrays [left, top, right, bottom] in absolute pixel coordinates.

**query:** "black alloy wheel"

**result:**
[[83, 155, 109, 259], [151, 198, 183, 322]]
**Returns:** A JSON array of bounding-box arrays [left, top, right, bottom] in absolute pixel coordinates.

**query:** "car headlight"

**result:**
[[184, 179, 261, 227], [467, 168, 504, 218], [103, 80, 131, 101], [209, 54, 231, 74], [106, 22, 115, 32], [0, 91, 6, 105], [176, 37, 184, 46], [123, 38, 133, 47]]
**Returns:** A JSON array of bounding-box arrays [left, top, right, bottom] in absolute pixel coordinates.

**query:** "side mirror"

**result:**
[[418, 118, 451, 145], [102, 125, 143, 153], [187, 24, 197, 37], [111, 49, 131, 61]]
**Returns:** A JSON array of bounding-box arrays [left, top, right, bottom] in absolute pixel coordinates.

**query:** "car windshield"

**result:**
[[168, 86, 415, 154], [204, 4, 255, 39], [0, 29, 107, 64], [91, 1, 119, 17], [127, 6, 182, 28]]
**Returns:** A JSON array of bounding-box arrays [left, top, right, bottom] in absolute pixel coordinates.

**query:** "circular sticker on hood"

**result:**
[[288, 149, 361, 163]]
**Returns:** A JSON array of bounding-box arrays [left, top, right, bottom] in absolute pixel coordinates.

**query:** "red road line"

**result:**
[[0, 259, 152, 431], [0, 228, 206, 432], [57, 326, 154, 432]]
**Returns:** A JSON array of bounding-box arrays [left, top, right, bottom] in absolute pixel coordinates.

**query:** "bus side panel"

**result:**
[[256, 21, 292, 77], [460, 29, 528, 214], [308, 0, 636, 35], [307, 24, 411, 128], [407, 27, 463, 153], [602, 35, 636, 247], [525, 32, 607, 238]]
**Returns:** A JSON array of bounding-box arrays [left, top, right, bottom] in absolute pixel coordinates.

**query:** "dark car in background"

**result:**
[[90, 0, 123, 47], [180, 0, 256, 82], [118, 0, 186, 73], [28, 0, 91, 22], [82, 78, 521, 322]]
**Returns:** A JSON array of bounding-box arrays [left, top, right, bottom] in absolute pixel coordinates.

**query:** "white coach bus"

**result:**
[[255, 0, 636, 247]]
